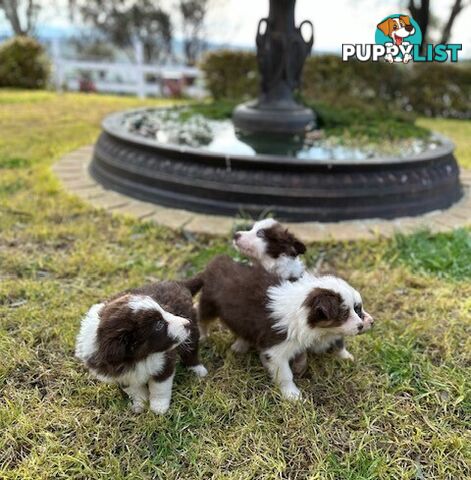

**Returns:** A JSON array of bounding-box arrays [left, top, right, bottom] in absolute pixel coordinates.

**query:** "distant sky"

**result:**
[[204, 0, 470, 57], [1, 0, 470, 57]]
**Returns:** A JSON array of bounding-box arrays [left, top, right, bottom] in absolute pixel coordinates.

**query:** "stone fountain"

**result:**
[[90, 0, 462, 221]]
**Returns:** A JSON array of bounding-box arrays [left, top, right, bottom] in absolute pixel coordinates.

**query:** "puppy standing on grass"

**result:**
[[185, 255, 374, 400], [75, 281, 207, 415], [232, 218, 357, 368]]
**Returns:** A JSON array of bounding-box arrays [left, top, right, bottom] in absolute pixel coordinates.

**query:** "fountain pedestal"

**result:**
[[233, 0, 315, 134]]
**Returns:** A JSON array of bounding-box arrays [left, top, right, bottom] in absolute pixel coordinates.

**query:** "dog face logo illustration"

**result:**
[[375, 14, 422, 63], [377, 15, 415, 46]]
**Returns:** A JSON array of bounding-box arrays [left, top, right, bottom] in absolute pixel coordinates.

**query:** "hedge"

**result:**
[[200, 51, 471, 119]]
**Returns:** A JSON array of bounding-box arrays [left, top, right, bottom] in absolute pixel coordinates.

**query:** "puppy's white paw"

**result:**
[[131, 403, 145, 414], [337, 348, 354, 362], [280, 383, 301, 401], [189, 364, 208, 378], [231, 338, 250, 354], [150, 400, 170, 414]]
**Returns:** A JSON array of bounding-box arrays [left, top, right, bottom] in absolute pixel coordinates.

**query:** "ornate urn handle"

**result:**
[[298, 20, 314, 50]]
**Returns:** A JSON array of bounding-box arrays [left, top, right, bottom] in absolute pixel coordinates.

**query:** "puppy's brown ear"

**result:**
[[293, 239, 306, 255], [98, 327, 135, 364], [377, 18, 393, 36], [303, 288, 347, 327], [399, 15, 411, 25]]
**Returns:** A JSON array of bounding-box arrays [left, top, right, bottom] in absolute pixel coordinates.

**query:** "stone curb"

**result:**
[[53, 146, 471, 242]]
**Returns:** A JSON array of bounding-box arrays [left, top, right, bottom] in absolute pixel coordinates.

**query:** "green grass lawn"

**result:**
[[0, 90, 470, 480]]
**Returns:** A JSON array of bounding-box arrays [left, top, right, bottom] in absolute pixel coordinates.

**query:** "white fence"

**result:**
[[50, 39, 203, 98]]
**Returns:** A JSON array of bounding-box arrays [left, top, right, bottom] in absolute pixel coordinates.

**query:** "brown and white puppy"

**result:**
[[232, 218, 357, 373], [185, 255, 374, 400], [233, 218, 306, 281], [75, 282, 207, 415]]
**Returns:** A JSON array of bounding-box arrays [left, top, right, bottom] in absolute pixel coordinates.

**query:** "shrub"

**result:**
[[200, 50, 258, 100], [0, 36, 50, 89], [200, 50, 471, 119], [405, 63, 471, 119]]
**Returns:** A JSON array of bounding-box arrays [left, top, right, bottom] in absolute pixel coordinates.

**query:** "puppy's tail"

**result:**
[[181, 274, 204, 296]]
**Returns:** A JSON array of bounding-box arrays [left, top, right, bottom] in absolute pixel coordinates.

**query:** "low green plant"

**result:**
[[387, 228, 471, 280]]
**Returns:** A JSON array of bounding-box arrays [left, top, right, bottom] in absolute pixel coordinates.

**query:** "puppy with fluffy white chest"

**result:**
[[186, 256, 374, 400], [75, 281, 207, 414], [232, 219, 360, 369]]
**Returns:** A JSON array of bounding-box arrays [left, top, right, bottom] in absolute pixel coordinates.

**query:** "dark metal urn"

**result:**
[[233, 0, 315, 134]]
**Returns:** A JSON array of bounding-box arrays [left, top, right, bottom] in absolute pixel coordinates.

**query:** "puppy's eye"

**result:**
[[393, 24, 398, 30], [354, 304, 364, 319], [256, 229, 266, 239]]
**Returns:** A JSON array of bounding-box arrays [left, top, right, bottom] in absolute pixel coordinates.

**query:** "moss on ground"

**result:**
[[0, 90, 470, 479]]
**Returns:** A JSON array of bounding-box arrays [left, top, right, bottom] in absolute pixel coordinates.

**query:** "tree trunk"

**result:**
[[408, 0, 430, 55], [1, 0, 26, 35], [0, 0, 38, 35], [440, 0, 467, 44]]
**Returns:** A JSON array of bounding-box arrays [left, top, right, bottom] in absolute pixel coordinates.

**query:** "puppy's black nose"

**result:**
[[357, 324, 364, 331], [233, 232, 241, 241], [405, 25, 413, 32]]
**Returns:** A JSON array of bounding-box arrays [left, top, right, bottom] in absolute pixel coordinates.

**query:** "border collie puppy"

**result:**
[[233, 218, 306, 281], [186, 256, 373, 400], [75, 282, 207, 414]]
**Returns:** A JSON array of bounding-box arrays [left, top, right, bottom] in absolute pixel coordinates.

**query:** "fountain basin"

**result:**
[[90, 107, 462, 222]]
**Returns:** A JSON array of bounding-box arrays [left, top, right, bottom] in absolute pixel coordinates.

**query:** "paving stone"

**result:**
[[283, 223, 330, 243], [53, 163, 84, 173], [111, 200, 158, 219], [63, 179, 98, 190], [322, 223, 377, 241], [148, 207, 195, 230], [75, 186, 108, 200], [185, 215, 235, 236], [58, 173, 83, 182], [93, 192, 131, 209], [448, 208, 471, 221], [460, 171, 471, 182], [54, 146, 471, 241], [430, 214, 467, 230]]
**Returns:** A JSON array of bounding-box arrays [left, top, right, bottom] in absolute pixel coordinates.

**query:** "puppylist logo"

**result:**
[[343, 13, 462, 63]]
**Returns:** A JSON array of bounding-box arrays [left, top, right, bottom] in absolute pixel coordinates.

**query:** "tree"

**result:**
[[69, 0, 172, 64], [0, 0, 40, 35], [440, 0, 469, 44], [405, 0, 470, 54], [179, 0, 209, 65], [407, 0, 431, 52]]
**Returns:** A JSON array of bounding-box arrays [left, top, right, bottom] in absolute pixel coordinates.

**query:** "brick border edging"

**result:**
[[53, 146, 471, 242]]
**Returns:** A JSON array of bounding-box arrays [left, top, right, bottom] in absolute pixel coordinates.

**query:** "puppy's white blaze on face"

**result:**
[[128, 295, 160, 312], [233, 218, 277, 259], [338, 314, 365, 336], [163, 312, 190, 343]]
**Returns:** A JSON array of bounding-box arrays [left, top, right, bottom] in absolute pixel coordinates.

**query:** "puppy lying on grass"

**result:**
[[76, 281, 207, 414], [185, 255, 373, 400]]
